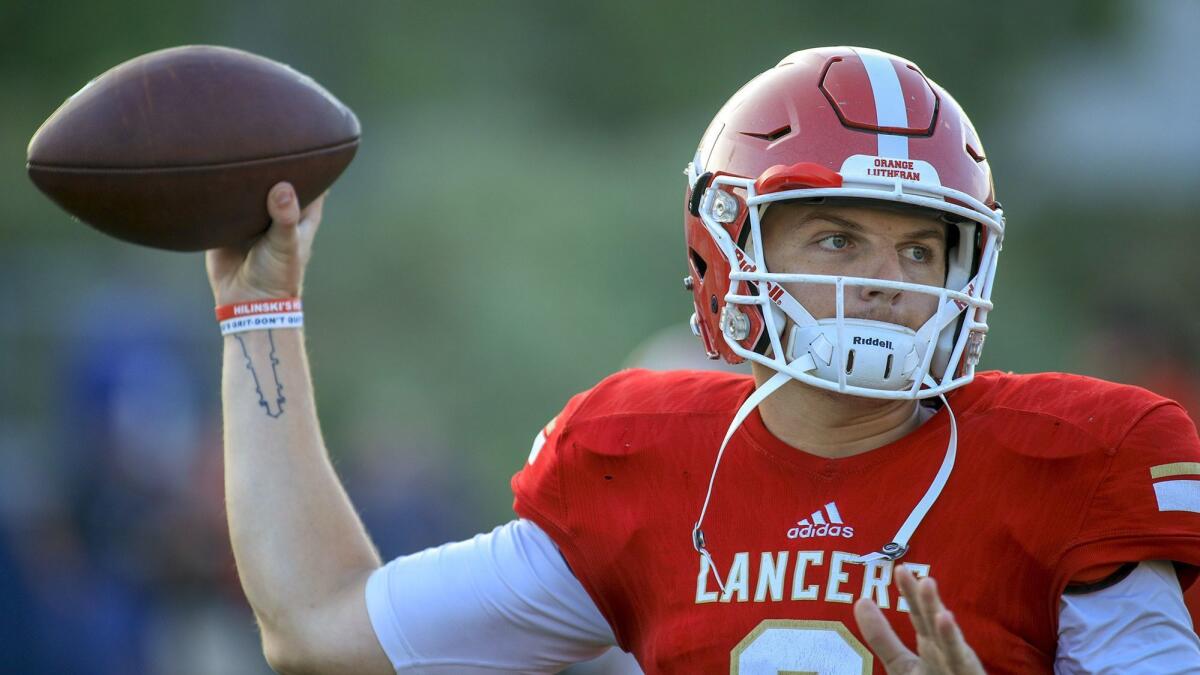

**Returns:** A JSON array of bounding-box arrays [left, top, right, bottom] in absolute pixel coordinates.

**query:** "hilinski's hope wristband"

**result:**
[[215, 297, 304, 336]]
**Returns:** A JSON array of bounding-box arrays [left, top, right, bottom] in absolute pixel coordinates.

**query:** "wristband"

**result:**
[[215, 297, 304, 336]]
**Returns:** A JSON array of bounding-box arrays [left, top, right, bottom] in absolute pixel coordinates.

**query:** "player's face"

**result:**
[[760, 202, 948, 332]]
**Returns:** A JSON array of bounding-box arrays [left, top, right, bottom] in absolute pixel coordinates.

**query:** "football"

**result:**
[[26, 45, 360, 251]]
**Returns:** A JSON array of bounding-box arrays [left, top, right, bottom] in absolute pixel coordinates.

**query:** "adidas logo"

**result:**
[[787, 502, 855, 539]]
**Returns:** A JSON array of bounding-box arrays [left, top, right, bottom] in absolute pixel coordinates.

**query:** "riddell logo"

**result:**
[[787, 502, 855, 539], [852, 336, 893, 350]]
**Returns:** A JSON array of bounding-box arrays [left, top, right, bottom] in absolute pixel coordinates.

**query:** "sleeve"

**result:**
[[510, 382, 637, 651], [510, 387, 594, 536], [1056, 560, 1200, 673], [364, 519, 618, 673], [1056, 403, 1200, 589]]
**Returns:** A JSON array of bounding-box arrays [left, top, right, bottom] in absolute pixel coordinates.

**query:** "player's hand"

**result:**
[[853, 566, 986, 674], [206, 181, 325, 307]]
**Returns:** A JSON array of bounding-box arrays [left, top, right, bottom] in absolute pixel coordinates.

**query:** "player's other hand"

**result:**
[[206, 182, 325, 306], [853, 565, 986, 675]]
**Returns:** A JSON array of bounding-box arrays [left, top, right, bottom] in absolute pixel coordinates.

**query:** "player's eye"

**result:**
[[818, 234, 851, 251], [902, 245, 932, 263]]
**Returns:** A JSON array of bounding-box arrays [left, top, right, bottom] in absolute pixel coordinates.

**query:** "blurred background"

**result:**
[[2, 1, 1198, 672]]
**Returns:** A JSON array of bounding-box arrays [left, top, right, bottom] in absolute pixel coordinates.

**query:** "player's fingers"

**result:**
[[895, 566, 933, 639], [935, 610, 984, 674], [266, 182, 301, 233], [262, 182, 303, 265], [296, 191, 326, 247], [205, 246, 226, 272], [919, 576, 947, 624], [204, 248, 228, 287], [205, 238, 251, 279], [854, 597, 920, 674], [299, 191, 325, 228], [918, 576, 955, 671]]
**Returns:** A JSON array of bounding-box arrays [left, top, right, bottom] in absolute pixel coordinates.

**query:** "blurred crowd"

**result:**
[[0, 286, 477, 674]]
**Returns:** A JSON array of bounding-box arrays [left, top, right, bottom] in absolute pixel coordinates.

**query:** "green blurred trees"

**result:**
[[8, 0, 1195, 523]]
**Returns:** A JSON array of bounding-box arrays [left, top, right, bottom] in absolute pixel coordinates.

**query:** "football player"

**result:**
[[207, 47, 1200, 673]]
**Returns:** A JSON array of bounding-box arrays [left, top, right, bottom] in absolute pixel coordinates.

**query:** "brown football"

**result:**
[[26, 45, 360, 251]]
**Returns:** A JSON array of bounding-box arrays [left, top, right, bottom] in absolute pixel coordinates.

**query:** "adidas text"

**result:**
[[788, 523, 855, 539], [789, 502, 855, 539]]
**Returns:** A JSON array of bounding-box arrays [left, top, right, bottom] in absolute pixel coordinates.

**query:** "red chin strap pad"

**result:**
[[754, 162, 844, 194]]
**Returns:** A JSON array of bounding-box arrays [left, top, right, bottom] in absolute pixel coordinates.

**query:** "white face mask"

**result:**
[[689, 166, 1004, 402]]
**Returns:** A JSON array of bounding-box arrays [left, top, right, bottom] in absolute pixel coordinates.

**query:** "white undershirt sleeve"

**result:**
[[365, 518, 619, 673], [1056, 560, 1200, 673]]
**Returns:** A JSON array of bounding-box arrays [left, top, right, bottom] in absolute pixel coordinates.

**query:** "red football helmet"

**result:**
[[683, 46, 1004, 399]]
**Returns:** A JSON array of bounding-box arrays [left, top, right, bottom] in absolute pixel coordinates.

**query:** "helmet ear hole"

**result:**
[[689, 248, 708, 281]]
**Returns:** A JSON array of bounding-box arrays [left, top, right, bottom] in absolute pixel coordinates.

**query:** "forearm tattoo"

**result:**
[[234, 329, 287, 418]]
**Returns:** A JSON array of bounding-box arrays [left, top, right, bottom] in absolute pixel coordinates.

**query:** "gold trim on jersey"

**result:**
[[1150, 462, 1200, 479], [730, 619, 872, 674]]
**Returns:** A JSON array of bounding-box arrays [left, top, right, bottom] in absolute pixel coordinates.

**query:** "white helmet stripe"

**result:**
[[855, 48, 909, 160]]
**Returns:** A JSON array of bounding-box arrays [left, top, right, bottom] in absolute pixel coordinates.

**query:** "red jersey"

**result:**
[[511, 369, 1200, 674]]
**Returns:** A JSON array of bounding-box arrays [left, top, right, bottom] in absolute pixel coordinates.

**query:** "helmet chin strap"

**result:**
[[691, 371, 958, 593], [851, 380, 957, 564], [692, 369, 792, 595]]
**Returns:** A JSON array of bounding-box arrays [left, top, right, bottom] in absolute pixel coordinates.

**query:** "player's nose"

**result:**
[[856, 251, 906, 304]]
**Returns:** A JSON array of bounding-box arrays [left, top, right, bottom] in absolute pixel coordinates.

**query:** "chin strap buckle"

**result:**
[[692, 523, 727, 595], [852, 389, 959, 566], [852, 542, 909, 565]]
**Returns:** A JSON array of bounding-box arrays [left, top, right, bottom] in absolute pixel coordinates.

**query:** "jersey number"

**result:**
[[730, 620, 872, 674]]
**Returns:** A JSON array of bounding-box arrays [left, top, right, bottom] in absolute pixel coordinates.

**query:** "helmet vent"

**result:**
[[965, 142, 986, 163], [846, 349, 856, 374], [884, 353, 894, 379], [742, 125, 792, 142], [689, 247, 708, 280]]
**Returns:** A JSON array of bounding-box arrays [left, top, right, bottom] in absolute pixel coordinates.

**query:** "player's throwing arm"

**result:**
[[206, 185, 393, 675]]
